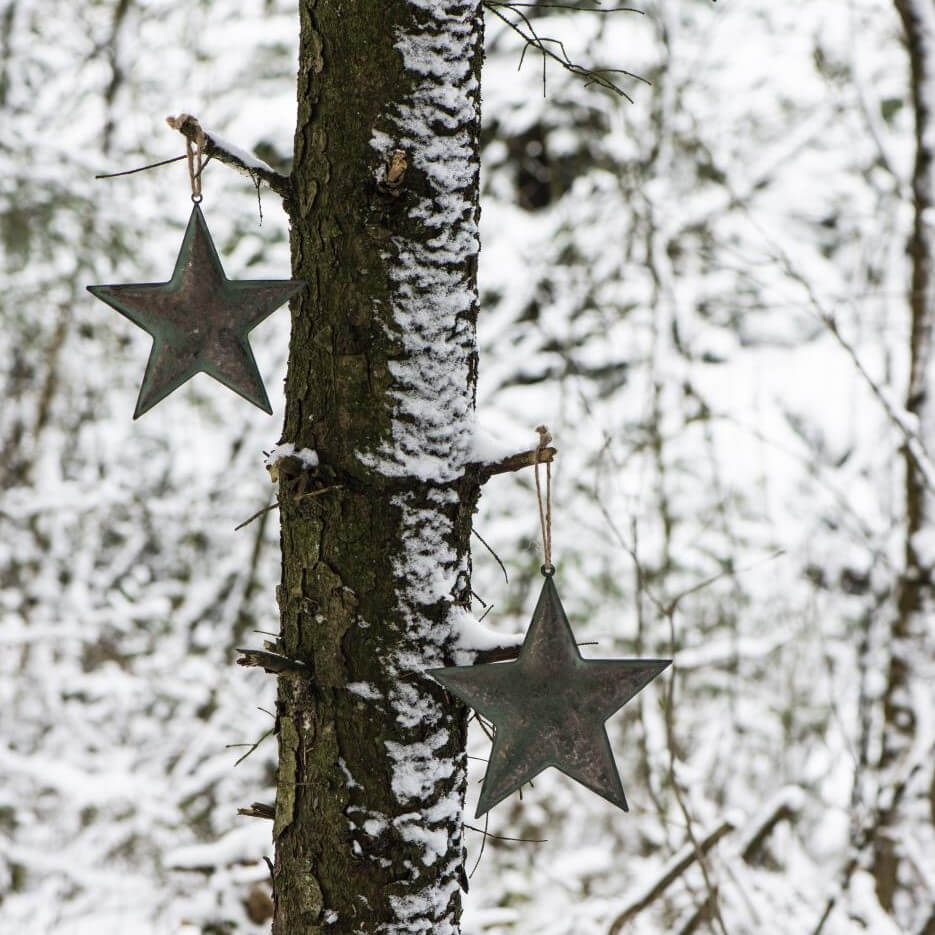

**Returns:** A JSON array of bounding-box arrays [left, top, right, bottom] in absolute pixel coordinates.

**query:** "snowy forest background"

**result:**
[[2, 0, 934, 933]]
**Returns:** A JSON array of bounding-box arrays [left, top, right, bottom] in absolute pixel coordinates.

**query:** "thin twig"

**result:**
[[234, 485, 343, 531], [485, 0, 646, 100], [235, 499, 279, 532], [463, 824, 547, 843], [469, 811, 491, 878], [95, 153, 187, 179], [227, 727, 274, 766], [473, 528, 509, 582]]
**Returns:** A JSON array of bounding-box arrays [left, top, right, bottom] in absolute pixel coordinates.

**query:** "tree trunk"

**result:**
[[877, 0, 935, 917], [271, 1, 483, 932]]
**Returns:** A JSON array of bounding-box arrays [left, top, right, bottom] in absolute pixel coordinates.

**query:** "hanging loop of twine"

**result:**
[[187, 124, 206, 203], [534, 425, 553, 576], [167, 114, 206, 203]]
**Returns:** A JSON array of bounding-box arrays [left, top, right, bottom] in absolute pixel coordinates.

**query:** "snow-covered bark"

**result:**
[[272, 1, 483, 932]]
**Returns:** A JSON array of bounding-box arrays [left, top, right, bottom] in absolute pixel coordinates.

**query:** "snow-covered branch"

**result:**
[[607, 819, 735, 934], [474, 444, 557, 483], [166, 113, 292, 201], [449, 606, 524, 665]]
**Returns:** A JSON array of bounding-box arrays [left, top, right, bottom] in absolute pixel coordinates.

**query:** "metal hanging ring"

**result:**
[[191, 193, 203, 204], [540, 563, 555, 577]]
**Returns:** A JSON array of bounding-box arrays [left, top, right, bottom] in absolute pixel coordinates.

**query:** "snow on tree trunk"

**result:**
[[878, 0, 935, 921], [271, 1, 482, 932]]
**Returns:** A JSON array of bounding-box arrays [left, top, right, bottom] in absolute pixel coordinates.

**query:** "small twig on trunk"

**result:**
[[476, 445, 557, 482], [235, 485, 343, 531], [227, 727, 275, 766], [472, 528, 509, 582], [463, 824, 547, 843], [236, 648, 310, 676], [166, 113, 293, 201], [239, 802, 276, 820]]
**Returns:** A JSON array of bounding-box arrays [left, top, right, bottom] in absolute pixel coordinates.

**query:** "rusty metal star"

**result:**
[[87, 204, 304, 418], [429, 573, 670, 818]]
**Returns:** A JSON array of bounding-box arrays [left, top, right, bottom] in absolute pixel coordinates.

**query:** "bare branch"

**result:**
[[607, 820, 735, 933], [226, 726, 275, 766], [484, 1, 646, 100], [739, 786, 803, 864], [472, 528, 509, 582]]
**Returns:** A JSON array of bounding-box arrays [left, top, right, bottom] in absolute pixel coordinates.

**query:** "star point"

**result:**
[[87, 204, 304, 418]]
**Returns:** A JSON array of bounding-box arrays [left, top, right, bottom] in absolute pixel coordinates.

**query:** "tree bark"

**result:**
[[271, 2, 483, 933], [877, 0, 935, 916]]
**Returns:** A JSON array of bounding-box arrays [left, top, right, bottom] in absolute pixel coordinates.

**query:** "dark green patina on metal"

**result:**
[[429, 570, 671, 817], [88, 204, 304, 418]]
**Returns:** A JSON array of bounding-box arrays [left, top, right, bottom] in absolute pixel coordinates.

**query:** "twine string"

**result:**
[[534, 425, 553, 575], [185, 121, 206, 203], [165, 114, 207, 202]]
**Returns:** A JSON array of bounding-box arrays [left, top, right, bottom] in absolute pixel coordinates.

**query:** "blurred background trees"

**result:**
[[1, 0, 932, 932]]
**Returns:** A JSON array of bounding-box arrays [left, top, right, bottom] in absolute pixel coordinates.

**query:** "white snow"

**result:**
[[202, 126, 277, 175], [337, 757, 361, 789], [347, 681, 384, 702], [265, 442, 319, 469], [449, 604, 523, 665], [470, 423, 524, 464], [360, 0, 480, 483], [385, 729, 454, 802]]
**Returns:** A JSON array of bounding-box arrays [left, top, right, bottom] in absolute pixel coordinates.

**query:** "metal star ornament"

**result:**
[[429, 571, 671, 818], [87, 204, 304, 418]]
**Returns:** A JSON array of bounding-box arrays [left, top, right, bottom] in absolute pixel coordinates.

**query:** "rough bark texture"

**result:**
[[270, 2, 483, 933], [878, 0, 935, 916]]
